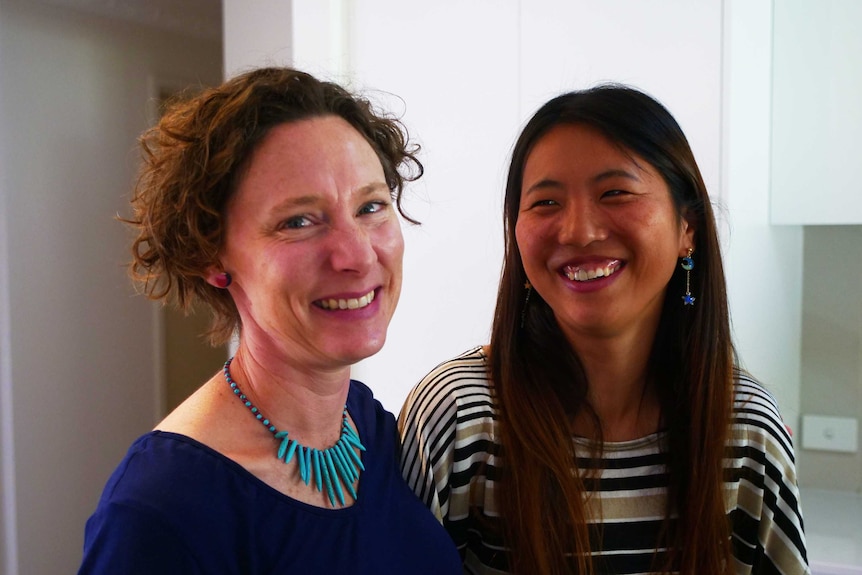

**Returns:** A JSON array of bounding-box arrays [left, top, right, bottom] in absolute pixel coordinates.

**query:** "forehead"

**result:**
[[248, 116, 377, 172], [522, 123, 654, 182], [521, 124, 666, 192], [232, 116, 384, 198]]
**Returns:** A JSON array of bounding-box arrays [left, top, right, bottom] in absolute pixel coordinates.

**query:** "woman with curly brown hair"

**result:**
[[400, 85, 809, 574], [78, 67, 460, 575]]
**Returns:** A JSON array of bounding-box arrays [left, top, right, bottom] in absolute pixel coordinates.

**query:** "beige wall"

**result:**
[[163, 304, 227, 414], [799, 226, 862, 491], [0, 1, 221, 572]]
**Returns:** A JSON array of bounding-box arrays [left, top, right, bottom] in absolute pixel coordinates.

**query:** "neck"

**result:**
[[228, 344, 351, 445], [568, 330, 661, 442]]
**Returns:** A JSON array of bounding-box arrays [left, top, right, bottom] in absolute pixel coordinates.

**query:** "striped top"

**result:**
[[399, 346, 810, 575]]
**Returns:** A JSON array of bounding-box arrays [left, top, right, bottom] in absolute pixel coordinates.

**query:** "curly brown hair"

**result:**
[[125, 67, 422, 345]]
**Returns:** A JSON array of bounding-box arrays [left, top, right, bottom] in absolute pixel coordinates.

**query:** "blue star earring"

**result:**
[[681, 248, 695, 306]]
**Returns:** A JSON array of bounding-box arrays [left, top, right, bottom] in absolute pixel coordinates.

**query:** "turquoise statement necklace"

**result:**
[[223, 358, 366, 507]]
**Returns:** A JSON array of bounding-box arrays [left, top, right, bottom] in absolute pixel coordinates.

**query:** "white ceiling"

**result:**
[[35, 0, 222, 40]]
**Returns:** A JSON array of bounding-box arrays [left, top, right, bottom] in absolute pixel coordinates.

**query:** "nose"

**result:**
[[327, 221, 377, 274], [557, 199, 608, 247]]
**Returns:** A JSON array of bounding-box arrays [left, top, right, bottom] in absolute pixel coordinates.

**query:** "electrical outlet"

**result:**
[[801, 415, 859, 453]]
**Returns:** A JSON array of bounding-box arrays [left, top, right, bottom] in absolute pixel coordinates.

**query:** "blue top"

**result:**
[[78, 380, 461, 575]]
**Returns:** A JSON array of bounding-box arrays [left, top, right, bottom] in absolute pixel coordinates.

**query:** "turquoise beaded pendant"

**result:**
[[224, 358, 365, 507]]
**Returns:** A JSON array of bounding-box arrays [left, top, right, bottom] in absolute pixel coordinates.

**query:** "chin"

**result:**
[[334, 338, 387, 366]]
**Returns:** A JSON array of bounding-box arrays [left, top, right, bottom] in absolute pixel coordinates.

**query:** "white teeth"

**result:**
[[318, 290, 376, 310], [565, 264, 618, 282]]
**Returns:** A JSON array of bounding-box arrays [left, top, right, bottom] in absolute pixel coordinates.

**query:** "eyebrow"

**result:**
[[592, 168, 641, 183], [357, 181, 391, 196], [523, 168, 641, 196], [269, 181, 390, 212]]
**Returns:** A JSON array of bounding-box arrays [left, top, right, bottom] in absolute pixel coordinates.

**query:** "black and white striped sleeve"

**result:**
[[729, 374, 810, 575], [398, 347, 495, 528]]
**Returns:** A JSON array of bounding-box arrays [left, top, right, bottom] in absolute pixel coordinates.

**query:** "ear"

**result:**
[[678, 214, 696, 257]]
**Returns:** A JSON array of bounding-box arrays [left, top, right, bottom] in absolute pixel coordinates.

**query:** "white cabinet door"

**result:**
[[771, 0, 862, 225]]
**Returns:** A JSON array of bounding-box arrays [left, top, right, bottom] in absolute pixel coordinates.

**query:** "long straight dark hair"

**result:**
[[489, 85, 733, 574]]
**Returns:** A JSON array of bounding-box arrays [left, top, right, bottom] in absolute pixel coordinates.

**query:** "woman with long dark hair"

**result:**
[[399, 85, 808, 574]]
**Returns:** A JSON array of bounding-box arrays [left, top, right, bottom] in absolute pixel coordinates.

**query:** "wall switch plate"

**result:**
[[801, 415, 859, 453]]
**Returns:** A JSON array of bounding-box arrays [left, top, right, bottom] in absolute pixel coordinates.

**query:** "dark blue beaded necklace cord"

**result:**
[[223, 358, 366, 507]]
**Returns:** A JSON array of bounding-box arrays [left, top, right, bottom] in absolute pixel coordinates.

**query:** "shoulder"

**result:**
[[81, 432, 246, 574], [348, 378, 396, 431], [349, 378, 374, 401], [398, 348, 499, 520], [97, 432, 249, 510], [402, 346, 493, 416], [731, 370, 794, 456], [399, 346, 497, 461], [732, 370, 783, 420]]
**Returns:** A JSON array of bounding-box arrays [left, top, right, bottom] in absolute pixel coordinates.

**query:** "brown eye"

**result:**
[[601, 189, 629, 199], [281, 215, 312, 229], [530, 199, 558, 208]]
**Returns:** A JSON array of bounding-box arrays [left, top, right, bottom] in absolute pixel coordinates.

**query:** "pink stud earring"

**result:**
[[214, 272, 232, 289]]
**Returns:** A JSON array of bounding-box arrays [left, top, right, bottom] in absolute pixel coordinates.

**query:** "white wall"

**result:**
[[723, 0, 804, 430], [518, 0, 723, 197], [223, 0, 292, 78], [0, 1, 221, 572]]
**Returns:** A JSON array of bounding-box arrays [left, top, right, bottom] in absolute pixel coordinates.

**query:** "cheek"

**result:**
[[514, 221, 527, 252], [515, 221, 541, 267], [378, 220, 405, 272], [381, 224, 404, 308]]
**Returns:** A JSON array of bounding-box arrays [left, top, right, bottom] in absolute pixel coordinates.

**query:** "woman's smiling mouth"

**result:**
[[315, 289, 377, 310], [562, 260, 622, 282]]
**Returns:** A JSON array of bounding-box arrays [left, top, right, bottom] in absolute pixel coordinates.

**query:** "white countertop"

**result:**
[[800, 488, 862, 573]]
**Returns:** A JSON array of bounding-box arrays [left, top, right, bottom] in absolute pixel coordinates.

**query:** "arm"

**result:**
[[731, 375, 810, 575], [398, 348, 499, 567], [398, 374, 458, 524]]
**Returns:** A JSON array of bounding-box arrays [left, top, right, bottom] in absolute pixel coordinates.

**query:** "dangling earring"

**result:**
[[214, 272, 232, 289], [520, 281, 532, 328], [681, 249, 695, 306]]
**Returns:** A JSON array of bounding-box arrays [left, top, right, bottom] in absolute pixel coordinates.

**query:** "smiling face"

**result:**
[[515, 123, 694, 349], [216, 116, 404, 371]]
